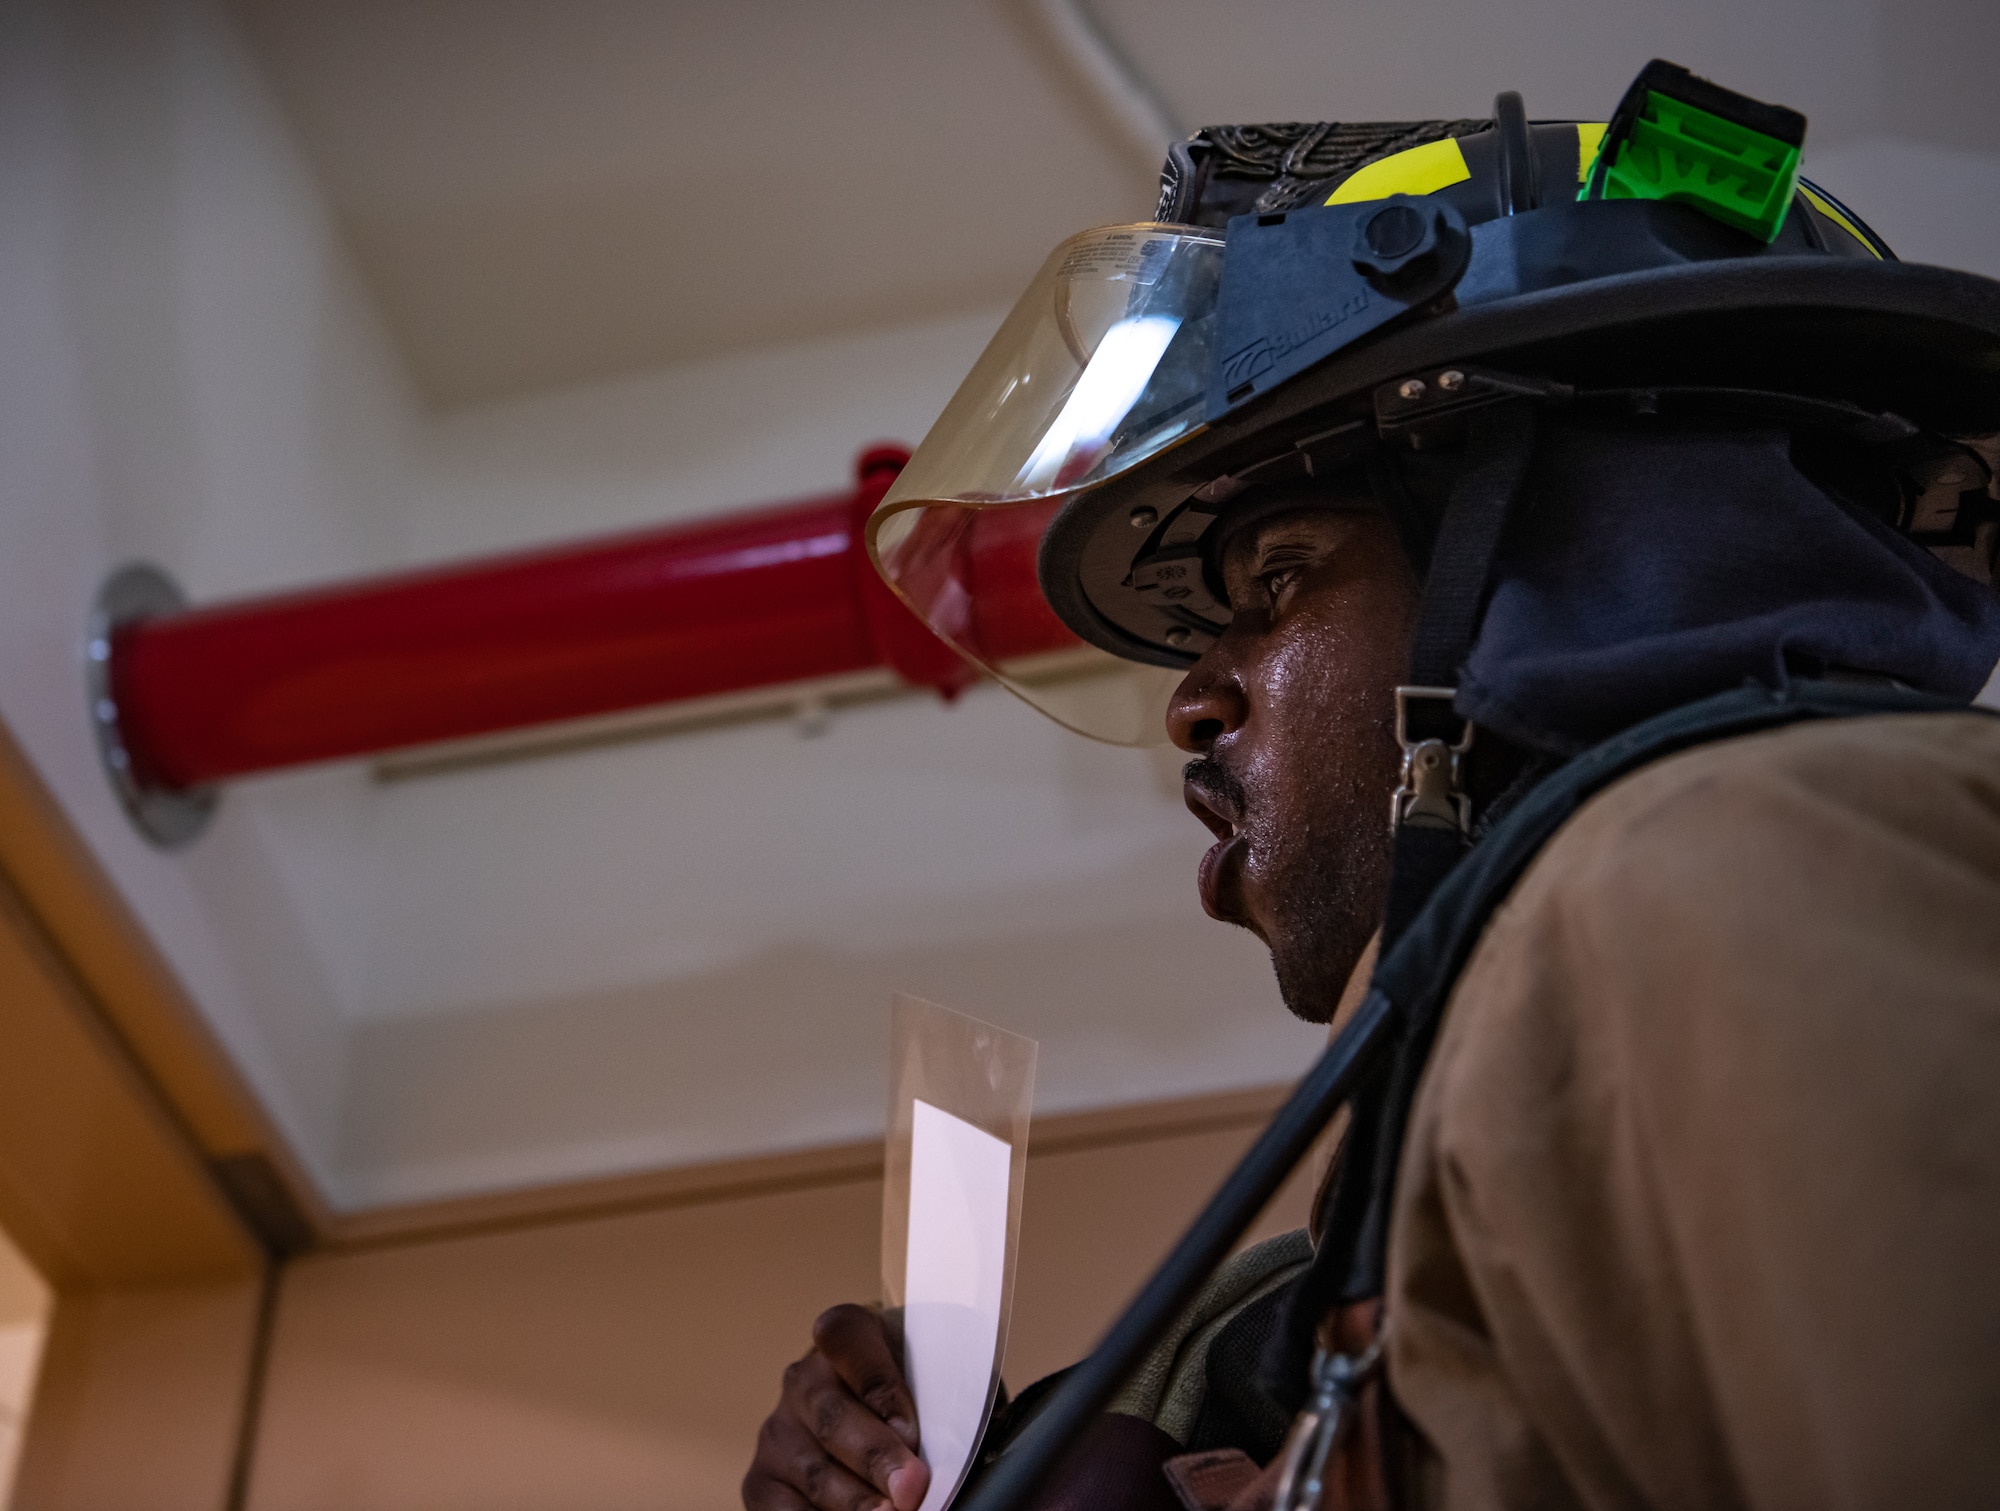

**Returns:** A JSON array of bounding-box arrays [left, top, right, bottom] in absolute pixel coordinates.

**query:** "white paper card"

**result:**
[[903, 1098, 1012, 1511]]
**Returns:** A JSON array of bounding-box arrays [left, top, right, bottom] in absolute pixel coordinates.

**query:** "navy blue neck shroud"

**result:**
[[1458, 420, 2000, 755]]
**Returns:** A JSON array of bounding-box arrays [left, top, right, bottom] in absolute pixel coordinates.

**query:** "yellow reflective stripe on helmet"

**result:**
[[1576, 122, 1606, 182], [1326, 137, 1470, 204], [1797, 183, 1884, 259]]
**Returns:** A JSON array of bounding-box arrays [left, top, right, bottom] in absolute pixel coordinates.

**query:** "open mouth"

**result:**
[[1195, 830, 1247, 923], [1184, 766, 1250, 925]]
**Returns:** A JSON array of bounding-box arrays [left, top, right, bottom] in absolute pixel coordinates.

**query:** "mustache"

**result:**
[[1182, 756, 1248, 817]]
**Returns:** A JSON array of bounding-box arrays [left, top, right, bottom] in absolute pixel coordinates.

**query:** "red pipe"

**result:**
[[109, 448, 1078, 789]]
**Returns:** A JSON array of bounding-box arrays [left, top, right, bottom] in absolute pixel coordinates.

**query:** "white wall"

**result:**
[[317, 311, 1320, 1208], [0, 0, 412, 1167], [1102, 0, 1891, 151], [1804, 139, 2000, 275], [405, 307, 1012, 558]]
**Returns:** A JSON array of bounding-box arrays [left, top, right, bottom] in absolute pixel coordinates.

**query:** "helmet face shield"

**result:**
[[867, 493, 1187, 745], [867, 223, 1223, 743]]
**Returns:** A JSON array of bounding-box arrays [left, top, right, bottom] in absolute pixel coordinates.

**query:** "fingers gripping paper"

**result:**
[[883, 996, 1036, 1511]]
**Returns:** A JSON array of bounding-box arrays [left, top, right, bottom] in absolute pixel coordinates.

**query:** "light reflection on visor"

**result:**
[[1016, 314, 1184, 493], [867, 224, 1222, 744]]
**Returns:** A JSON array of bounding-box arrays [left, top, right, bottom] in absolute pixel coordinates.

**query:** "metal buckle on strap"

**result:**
[[1270, 1333, 1388, 1511], [1392, 685, 1473, 836]]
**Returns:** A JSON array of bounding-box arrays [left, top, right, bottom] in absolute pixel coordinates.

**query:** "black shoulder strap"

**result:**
[[1266, 678, 1985, 1401]]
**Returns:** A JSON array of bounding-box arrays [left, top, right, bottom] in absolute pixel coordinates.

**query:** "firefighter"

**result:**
[[744, 62, 2000, 1511]]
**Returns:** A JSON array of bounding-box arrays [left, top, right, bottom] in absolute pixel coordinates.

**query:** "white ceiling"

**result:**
[[225, 0, 1999, 407], [222, 0, 1155, 404]]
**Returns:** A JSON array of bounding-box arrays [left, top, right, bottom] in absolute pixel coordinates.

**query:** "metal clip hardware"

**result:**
[[1373, 365, 1573, 450], [1270, 1335, 1387, 1511], [1392, 685, 1473, 835]]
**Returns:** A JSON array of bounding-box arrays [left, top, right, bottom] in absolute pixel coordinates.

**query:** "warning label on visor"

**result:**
[[1056, 232, 1176, 285]]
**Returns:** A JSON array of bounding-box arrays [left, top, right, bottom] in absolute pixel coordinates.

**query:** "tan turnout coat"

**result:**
[[1385, 711, 2000, 1510]]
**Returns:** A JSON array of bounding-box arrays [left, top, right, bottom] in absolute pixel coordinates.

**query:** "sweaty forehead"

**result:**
[[1216, 486, 1382, 573], [1209, 472, 1380, 562], [1220, 510, 1369, 584]]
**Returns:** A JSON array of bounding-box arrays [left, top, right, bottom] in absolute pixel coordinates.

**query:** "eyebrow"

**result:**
[[1236, 515, 1354, 564]]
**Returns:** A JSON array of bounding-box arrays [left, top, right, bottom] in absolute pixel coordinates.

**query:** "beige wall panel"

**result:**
[[0, 1234, 48, 1332], [250, 1177, 882, 1511], [0, 728, 278, 1169], [247, 1118, 1314, 1511], [0, 878, 261, 1288], [12, 1278, 263, 1511], [0, 1226, 52, 1509], [0, 710, 266, 1286]]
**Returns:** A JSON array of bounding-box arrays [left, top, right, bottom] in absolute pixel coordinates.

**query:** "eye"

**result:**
[[1227, 563, 1295, 614], [1221, 527, 1336, 613], [1255, 552, 1312, 604]]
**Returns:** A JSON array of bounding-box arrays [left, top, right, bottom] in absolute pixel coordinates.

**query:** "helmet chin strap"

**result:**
[[1274, 396, 1545, 1353], [1381, 397, 1541, 947]]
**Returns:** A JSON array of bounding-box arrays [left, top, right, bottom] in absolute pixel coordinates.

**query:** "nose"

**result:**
[[1166, 651, 1248, 753]]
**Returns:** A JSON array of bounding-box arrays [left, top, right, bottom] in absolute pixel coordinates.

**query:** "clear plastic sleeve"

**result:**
[[881, 994, 1038, 1511]]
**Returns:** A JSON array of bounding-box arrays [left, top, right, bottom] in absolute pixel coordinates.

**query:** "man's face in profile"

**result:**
[[1169, 505, 1418, 1021]]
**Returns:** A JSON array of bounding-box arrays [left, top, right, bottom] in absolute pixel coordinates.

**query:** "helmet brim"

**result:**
[[1042, 255, 2000, 668]]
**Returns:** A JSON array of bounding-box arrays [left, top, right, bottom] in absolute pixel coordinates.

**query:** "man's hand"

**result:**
[[743, 1303, 932, 1511]]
